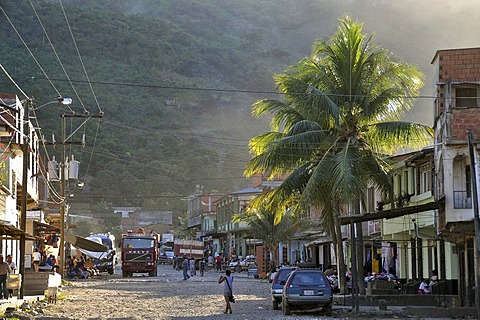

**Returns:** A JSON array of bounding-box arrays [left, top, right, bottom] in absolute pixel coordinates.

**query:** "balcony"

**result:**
[[453, 191, 472, 209]]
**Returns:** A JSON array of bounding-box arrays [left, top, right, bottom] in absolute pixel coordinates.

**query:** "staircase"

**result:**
[[23, 272, 49, 296]]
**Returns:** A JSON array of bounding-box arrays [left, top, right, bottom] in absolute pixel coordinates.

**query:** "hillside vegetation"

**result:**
[[1, 0, 479, 223]]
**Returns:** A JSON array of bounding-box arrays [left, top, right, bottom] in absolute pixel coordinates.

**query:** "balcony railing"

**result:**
[[453, 191, 472, 209]]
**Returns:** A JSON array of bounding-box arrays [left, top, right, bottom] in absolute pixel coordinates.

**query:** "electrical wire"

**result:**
[[83, 118, 102, 177], [59, 0, 103, 115], [0, 63, 31, 101], [32, 76, 441, 100], [0, 5, 60, 98], [28, 0, 82, 114]]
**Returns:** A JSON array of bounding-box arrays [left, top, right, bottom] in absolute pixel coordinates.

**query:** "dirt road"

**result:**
[[37, 264, 410, 320], [40, 264, 293, 320]]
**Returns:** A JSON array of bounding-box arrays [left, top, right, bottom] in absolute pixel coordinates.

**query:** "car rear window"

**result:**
[[278, 269, 295, 281], [291, 272, 327, 286]]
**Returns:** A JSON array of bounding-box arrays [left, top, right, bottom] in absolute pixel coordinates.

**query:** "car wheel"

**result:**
[[272, 299, 279, 310], [122, 271, 127, 277], [325, 304, 332, 316], [282, 300, 291, 315], [108, 267, 114, 275]]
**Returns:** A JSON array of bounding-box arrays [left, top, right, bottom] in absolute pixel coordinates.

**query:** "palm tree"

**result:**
[[244, 16, 432, 294], [234, 202, 313, 274]]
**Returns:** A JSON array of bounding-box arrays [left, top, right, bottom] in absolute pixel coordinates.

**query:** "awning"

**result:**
[[33, 220, 60, 235], [338, 201, 441, 225], [0, 221, 37, 241], [64, 234, 108, 252], [307, 236, 333, 247]]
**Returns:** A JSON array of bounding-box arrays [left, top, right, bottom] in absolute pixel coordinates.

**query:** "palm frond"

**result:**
[[365, 121, 433, 153], [251, 99, 304, 131]]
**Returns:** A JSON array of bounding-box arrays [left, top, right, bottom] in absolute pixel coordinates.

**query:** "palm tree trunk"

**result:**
[[355, 221, 366, 295], [333, 204, 347, 294]]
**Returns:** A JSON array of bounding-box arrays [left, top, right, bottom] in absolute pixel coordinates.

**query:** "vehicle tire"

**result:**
[[282, 300, 291, 315], [122, 271, 127, 277], [108, 267, 114, 275], [272, 299, 279, 310], [325, 304, 332, 316], [236, 265, 242, 273]]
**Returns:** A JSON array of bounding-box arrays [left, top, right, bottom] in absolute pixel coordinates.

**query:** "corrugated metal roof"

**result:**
[[230, 187, 262, 195]]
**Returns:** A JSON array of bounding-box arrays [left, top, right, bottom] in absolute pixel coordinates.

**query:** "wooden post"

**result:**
[[467, 130, 480, 319]]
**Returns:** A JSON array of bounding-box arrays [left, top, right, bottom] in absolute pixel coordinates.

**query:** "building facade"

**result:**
[[432, 47, 480, 307]]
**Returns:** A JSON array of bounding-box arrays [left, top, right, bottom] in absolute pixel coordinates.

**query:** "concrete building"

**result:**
[[0, 94, 40, 268], [432, 47, 480, 307]]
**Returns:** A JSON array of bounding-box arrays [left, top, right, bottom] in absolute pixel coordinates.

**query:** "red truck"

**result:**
[[174, 239, 204, 260], [120, 228, 159, 277]]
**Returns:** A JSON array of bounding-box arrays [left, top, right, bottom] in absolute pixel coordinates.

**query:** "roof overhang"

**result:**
[[64, 234, 108, 252], [338, 201, 441, 225], [33, 220, 60, 235], [0, 221, 37, 241]]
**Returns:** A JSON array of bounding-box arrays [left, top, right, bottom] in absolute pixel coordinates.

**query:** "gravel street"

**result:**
[[37, 264, 378, 320]]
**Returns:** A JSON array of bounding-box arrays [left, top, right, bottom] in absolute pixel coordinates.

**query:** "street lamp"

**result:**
[[19, 97, 72, 298]]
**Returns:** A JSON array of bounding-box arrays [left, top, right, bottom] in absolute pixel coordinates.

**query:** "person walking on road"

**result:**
[[216, 255, 223, 271], [0, 255, 11, 300], [182, 256, 190, 280], [199, 259, 205, 277], [176, 255, 181, 271], [189, 257, 196, 276], [218, 269, 234, 314]]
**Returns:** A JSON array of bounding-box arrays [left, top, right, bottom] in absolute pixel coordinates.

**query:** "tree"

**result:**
[[244, 16, 432, 296], [234, 202, 313, 273]]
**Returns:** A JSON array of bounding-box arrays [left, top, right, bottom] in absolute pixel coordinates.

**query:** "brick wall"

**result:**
[[451, 108, 480, 141], [436, 48, 480, 82], [434, 48, 480, 141]]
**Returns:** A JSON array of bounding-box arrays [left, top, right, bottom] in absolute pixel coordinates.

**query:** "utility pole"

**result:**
[[58, 112, 102, 276], [466, 130, 480, 319], [19, 99, 32, 299], [58, 114, 67, 276]]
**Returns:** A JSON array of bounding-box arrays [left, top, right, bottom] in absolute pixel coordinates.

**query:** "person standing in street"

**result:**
[[216, 255, 223, 272], [176, 255, 181, 271], [32, 248, 41, 272], [6, 255, 15, 273], [182, 256, 190, 280], [0, 255, 11, 300], [6, 255, 16, 298], [199, 259, 205, 277], [218, 269, 234, 314], [189, 257, 195, 276]]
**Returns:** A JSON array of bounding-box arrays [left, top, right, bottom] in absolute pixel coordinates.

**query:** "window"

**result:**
[[466, 165, 471, 198], [419, 163, 431, 194], [455, 87, 480, 108]]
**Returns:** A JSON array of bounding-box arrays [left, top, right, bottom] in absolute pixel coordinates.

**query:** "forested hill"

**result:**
[[1, 0, 479, 221]]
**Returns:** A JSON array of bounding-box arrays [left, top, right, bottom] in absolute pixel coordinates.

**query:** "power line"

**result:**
[[58, 0, 103, 115], [0, 4, 61, 98], [31, 77, 440, 100], [27, 0, 84, 114]]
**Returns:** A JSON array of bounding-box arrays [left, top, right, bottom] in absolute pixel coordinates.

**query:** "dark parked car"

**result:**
[[271, 267, 297, 310], [282, 268, 333, 316], [158, 252, 174, 264]]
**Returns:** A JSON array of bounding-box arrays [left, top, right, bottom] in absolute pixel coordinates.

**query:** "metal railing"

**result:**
[[453, 191, 472, 209]]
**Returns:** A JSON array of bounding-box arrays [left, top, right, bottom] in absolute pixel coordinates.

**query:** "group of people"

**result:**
[[418, 270, 439, 294], [32, 248, 59, 272], [0, 254, 16, 300], [179, 256, 207, 280], [66, 255, 99, 279]]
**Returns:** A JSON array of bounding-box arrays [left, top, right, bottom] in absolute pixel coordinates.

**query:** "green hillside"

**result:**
[[1, 0, 480, 224]]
